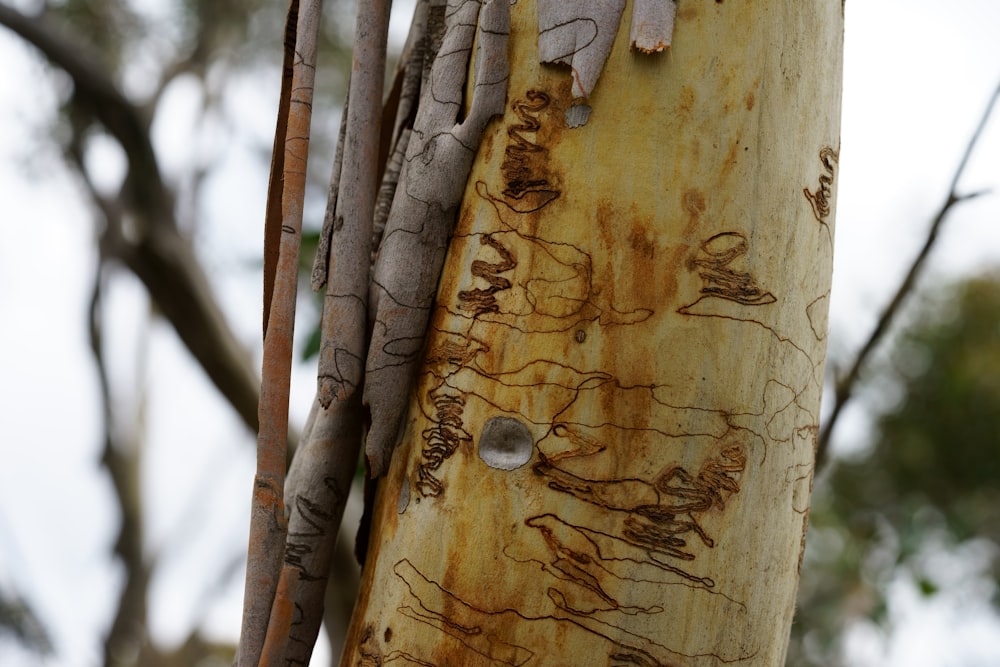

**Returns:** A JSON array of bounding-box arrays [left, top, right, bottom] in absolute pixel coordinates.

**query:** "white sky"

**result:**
[[2, 1, 1000, 665]]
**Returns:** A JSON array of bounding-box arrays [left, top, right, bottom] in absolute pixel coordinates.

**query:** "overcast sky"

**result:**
[[2, 1, 1000, 666]]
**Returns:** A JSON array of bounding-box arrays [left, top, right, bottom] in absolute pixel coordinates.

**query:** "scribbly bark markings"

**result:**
[[457, 234, 517, 318], [456, 182, 654, 332], [415, 387, 471, 497], [406, 84, 658, 497], [803, 146, 839, 227], [534, 441, 747, 588], [805, 292, 831, 341], [407, 163, 823, 499], [388, 557, 749, 667], [385, 65, 824, 664], [499, 90, 560, 213], [679, 232, 776, 314], [361, 0, 511, 477], [676, 229, 826, 455]]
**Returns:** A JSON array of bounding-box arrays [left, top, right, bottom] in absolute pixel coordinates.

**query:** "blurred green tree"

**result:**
[[790, 272, 1000, 666]]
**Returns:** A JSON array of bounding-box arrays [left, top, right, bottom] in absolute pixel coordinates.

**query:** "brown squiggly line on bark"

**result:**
[[679, 232, 776, 312], [626, 446, 747, 558], [457, 234, 516, 317], [500, 90, 560, 212], [535, 441, 747, 584], [391, 557, 715, 666], [385, 650, 439, 666], [803, 146, 838, 226], [416, 387, 472, 497], [393, 561, 535, 666]]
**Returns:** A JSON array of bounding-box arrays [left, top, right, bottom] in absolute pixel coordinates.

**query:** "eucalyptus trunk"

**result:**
[[339, 1, 843, 665]]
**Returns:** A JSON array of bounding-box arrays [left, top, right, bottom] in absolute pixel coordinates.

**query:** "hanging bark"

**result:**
[[341, 1, 843, 665], [362, 0, 511, 476], [236, 0, 323, 663]]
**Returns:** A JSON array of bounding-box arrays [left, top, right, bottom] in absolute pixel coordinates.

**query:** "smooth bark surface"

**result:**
[[237, 1, 322, 663], [342, 1, 843, 665]]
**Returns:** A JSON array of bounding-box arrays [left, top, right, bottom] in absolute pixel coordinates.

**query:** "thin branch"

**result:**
[[817, 80, 1000, 465], [237, 0, 323, 663], [263, 0, 300, 336], [1, 1, 263, 435], [315, 0, 392, 409], [88, 267, 153, 666], [0, 2, 168, 213]]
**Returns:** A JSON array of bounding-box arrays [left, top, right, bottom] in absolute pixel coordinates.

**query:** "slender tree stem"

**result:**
[[237, 0, 323, 663]]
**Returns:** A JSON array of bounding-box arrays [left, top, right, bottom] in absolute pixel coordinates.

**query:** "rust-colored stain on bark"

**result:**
[[677, 85, 696, 113], [720, 140, 741, 180], [677, 4, 701, 21], [745, 91, 755, 110], [682, 188, 706, 217]]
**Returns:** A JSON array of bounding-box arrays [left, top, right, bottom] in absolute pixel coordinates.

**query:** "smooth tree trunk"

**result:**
[[341, 1, 843, 665]]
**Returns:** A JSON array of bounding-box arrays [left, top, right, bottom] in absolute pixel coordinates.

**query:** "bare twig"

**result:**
[[88, 268, 153, 666], [817, 80, 1000, 465], [237, 0, 323, 662], [263, 0, 300, 337]]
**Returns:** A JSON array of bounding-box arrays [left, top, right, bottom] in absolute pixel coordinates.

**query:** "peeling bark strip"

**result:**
[[362, 0, 510, 477], [310, 94, 348, 292], [276, 397, 362, 665], [537, 0, 625, 99], [316, 0, 391, 408], [630, 0, 677, 53], [237, 0, 322, 664]]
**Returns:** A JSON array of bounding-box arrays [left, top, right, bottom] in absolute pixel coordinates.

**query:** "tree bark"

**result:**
[[342, 1, 843, 665]]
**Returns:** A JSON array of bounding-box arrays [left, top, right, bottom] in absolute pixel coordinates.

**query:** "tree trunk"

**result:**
[[341, 1, 843, 664]]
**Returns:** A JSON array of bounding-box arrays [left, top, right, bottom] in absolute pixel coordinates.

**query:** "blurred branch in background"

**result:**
[[0, 1, 262, 434], [817, 80, 1000, 466], [0, 589, 52, 657], [0, 0, 353, 662], [791, 269, 1000, 666], [1, 0, 998, 665]]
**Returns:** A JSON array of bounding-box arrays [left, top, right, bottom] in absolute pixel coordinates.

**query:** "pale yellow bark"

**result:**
[[342, 1, 843, 665]]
